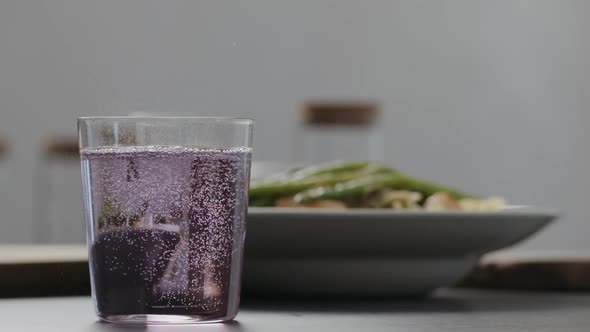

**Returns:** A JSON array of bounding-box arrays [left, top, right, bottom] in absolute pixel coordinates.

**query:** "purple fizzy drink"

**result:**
[[81, 146, 251, 322]]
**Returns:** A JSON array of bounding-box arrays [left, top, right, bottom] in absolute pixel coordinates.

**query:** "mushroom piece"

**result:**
[[459, 196, 506, 211], [424, 192, 460, 211]]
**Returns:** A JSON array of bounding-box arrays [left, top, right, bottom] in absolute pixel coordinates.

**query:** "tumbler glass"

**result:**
[[78, 117, 253, 324]]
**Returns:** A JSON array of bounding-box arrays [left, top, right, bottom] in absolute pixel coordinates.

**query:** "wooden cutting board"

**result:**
[[0, 245, 89, 297], [1, 246, 589, 297], [460, 250, 590, 291]]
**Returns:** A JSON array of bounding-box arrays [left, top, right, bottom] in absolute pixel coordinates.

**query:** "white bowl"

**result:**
[[243, 207, 557, 296]]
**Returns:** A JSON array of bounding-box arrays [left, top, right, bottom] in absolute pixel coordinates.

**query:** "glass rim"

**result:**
[[77, 116, 254, 125]]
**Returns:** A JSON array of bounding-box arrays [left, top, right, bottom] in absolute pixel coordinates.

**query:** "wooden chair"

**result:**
[[43, 136, 79, 159], [296, 100, 382, 163], [0, 138, 7, 159], [35, 136, 83, 243], [301, 100, 379, 126]]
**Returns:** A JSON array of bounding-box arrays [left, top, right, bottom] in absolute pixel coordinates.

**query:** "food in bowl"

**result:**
[[249, 161, 504, 211]]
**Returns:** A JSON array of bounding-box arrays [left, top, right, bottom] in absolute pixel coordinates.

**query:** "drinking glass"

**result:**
[[78, 117, 253, 324]]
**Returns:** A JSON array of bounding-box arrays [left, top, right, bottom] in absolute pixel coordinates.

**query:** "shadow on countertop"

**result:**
[[87, 320, 243, 332], [241, 288, 590, 314]]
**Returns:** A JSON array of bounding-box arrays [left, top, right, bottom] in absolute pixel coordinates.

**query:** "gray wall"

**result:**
[[0, 0, 588, 248]]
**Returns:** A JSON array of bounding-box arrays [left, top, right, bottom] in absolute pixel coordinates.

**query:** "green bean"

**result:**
[[289, 161, 378, 179], [249, 195, 277, 207], [251, 166, 303, 185], [388, 174, 469, 200], [252, 161, 391, 185], [249, 162, 395, 200], [250, 159, 470, 208], [294, 173, 470, 205], [293, 174, 392, 204]]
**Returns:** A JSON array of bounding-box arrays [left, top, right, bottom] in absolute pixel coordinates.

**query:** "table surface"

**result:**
[[1, 288, 589, 332]]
